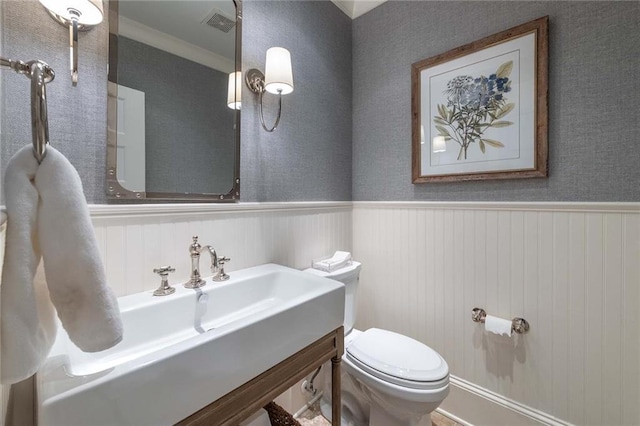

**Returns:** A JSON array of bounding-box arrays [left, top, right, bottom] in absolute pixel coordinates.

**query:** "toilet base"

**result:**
[[320, 397, 433, 426], [320, 360, 368, 426], [369, 403, 431, 426]]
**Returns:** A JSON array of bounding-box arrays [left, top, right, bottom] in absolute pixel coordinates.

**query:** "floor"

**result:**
[[296, 400, 462, 426]]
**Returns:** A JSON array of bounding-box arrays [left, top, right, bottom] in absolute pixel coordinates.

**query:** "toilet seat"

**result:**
[[346, 328, 449, 390]]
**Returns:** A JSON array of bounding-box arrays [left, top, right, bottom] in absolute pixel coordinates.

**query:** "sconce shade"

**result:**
[[39, 0, 104, 25], [432, 136, 447, 153], [264, 47, 293, 95], [227, 71, 242, 110]]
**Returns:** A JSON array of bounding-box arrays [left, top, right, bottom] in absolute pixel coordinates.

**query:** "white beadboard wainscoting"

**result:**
[[89, 202, 352, 296], [87, 202, 352, 417], [352, 202, 640, 426]]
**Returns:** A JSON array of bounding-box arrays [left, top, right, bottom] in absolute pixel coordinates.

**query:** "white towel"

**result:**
[[1, 145, 123, 384]]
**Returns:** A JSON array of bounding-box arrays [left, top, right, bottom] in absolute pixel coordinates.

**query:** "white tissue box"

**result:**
[[311, 251, 352, 272]]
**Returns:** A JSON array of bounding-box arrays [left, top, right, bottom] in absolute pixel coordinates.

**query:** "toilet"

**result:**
[[305, 261, 449, 426]]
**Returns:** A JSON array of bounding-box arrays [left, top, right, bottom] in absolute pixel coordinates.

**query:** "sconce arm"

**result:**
[[258, 90, 282, 133], [69, 17, 79, 86], [245, 68, 284, 133]]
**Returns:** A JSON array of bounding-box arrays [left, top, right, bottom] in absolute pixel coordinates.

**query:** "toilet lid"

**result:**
[[346, 328, 448, 386]]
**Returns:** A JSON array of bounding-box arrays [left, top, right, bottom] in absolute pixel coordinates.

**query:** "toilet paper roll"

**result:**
[[485, 314, 512, 337]]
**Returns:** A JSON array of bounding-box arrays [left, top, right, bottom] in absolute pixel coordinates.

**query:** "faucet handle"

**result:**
[[153, 266, 176, 296], [153, 266, 176, 276], [213, 256, 230, 282]]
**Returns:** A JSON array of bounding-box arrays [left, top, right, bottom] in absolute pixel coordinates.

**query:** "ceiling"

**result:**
[[118, 1, 236, 61], [116, 0, 387, 71], [330, 0, 387, 19]]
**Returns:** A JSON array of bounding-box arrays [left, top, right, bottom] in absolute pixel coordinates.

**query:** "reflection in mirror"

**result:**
[[107, 0, 241, 201]]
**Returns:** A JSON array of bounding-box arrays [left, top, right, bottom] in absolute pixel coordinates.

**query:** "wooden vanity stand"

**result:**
[[177, 327, 344, 426]]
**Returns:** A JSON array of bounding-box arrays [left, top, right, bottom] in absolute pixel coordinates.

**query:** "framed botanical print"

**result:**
[[412, 16, 548, 183]]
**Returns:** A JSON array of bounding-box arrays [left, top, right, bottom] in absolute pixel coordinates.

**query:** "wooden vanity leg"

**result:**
[[331, 328, 344, 426], [331, 356, 341, 426]]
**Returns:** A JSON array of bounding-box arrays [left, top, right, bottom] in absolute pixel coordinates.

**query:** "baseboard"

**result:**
[[289, 375, 569, 426], [439, 376, 570, 426]]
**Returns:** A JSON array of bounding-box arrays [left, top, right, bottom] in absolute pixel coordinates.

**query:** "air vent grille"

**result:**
[[202, 11, 236, 33]]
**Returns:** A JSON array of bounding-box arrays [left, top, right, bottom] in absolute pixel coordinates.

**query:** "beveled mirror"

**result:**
[[107, 0, 241, 201]]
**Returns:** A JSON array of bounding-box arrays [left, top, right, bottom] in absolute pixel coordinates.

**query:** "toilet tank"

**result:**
[[305, 261, 361, 335]]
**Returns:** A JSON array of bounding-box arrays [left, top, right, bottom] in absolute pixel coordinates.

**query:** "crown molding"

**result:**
[[330, 0, 387, 19], [117, 16, 235, 74]]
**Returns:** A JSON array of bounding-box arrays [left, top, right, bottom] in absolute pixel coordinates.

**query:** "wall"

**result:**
[[352, 1, 640, 201], [90, 203, 351, 297], [3, 1, 639, 425], [351, 3, 640, 425], [0, 0, 5, 420], [353, 202, 640, 425], [0, 0, 353, 203], [0, 1, 352, 421], [1, 0, 109, 203], [117, 36, 235, 194], [241, 0, 352, 202]]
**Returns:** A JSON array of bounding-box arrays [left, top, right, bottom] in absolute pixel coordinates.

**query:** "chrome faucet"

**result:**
[[184, 236, 231, 287], [184, 236, 221, 288]]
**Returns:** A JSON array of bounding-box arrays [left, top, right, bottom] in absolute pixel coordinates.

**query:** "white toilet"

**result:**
[[305, 261, 449, 426]]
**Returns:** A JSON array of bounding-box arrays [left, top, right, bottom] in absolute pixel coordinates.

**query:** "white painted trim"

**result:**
[[117, 16, 234, 74], [435, 408, 472, 426], [353, 201, 640, 213], [3, 201, 639, 219], [351, 1, 387, 19], [330, 0, 353, 18], [447, 376, 571, 426], [88, 202, 352, 218]]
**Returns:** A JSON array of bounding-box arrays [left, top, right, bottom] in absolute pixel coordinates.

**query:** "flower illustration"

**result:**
[[434, 61, 514, 160]]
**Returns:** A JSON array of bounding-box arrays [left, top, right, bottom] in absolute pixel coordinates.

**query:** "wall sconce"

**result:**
[[227, 71, 242, 110], [245, 47, 294, 132], [39, 0, 104, 86], [432, 136, 447, 153]]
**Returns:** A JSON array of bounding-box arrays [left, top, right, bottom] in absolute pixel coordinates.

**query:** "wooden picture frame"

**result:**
[[412, 16, 548, 183]]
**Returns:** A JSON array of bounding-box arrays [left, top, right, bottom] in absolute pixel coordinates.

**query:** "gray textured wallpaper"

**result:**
[[240, 0, 353, 202], [352, 1, 640, 201], [1, 0, 109, 203], [4, 1, 636, 203], [117, 37, 235, 194], [1, 0, 352, 203]]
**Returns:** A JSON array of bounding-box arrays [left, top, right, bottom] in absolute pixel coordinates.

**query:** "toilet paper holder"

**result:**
[[471, 308, 530, 334]]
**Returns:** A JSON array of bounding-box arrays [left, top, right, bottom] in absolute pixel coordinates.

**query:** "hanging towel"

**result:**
[[1, 145, 123, 384]]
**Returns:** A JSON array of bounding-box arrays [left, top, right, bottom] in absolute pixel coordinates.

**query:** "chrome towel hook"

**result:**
[[1, 57, 55, 163]]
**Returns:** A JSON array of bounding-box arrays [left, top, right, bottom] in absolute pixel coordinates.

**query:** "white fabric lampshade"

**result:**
[[227, 71, 242, 110], [432, 136, 446, 153], [264, 47, 294, 95], [39, 0, 104, 25]]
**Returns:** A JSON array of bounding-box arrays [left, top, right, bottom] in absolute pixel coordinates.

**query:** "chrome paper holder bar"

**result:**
[[471, 307, 530, 334], [1, 56, 55, 163]]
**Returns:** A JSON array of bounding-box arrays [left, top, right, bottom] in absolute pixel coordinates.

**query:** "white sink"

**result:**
[[37, 264, 345, 426]]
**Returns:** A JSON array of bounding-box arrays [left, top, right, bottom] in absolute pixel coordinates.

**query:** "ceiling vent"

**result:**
[[201, 9, 236, 33]]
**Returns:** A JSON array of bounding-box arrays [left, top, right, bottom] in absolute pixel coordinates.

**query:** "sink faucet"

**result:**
[[184, 236, 220, 288]]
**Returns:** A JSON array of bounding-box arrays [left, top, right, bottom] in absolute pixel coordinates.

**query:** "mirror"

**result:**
[[107, 0, 241, 201]]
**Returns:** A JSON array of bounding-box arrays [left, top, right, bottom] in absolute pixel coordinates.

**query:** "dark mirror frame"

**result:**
[[106, 0, 241, 202]]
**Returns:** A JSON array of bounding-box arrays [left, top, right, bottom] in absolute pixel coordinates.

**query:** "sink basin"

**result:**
[[37, 264, 345, 426]]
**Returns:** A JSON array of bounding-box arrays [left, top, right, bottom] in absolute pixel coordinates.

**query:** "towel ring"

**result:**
[[1, 57, 55, 163]]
